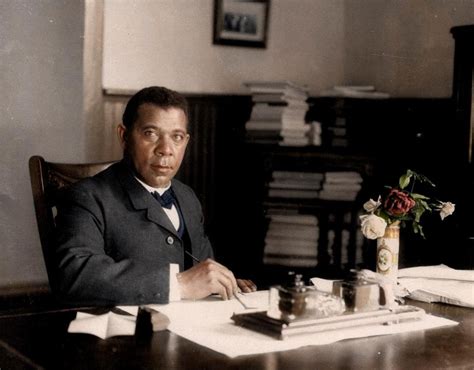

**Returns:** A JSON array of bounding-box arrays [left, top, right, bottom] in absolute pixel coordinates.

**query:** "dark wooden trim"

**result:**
[[451, 25, 474, 165]]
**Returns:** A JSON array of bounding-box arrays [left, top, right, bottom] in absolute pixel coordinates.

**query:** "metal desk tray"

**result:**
[[231, 305, 425, 340]]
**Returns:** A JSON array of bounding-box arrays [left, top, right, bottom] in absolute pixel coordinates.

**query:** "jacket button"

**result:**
[[166, 236, 174, 245]]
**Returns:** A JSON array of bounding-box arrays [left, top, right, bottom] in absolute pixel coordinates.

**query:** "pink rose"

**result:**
[[384, 189, 415, 216]]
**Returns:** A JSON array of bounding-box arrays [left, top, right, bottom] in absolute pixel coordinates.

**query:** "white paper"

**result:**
[[116, 305, 139, 316], [310, 277, 338, 293], [68, 311, 136, 340], [148, 290, 458, 358], [398, 264, 474, 281], [398, 265, 474, 308]]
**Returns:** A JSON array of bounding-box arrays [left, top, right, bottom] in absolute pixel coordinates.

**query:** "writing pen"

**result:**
[[185, 250, 201, 263], [184, 250, 251, 309]]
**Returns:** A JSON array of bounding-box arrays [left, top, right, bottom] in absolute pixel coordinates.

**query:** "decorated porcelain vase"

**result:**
[[376, 223, 400, 282]]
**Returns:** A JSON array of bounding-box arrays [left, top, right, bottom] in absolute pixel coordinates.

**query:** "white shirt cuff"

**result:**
[[169, 263, 181, 301]]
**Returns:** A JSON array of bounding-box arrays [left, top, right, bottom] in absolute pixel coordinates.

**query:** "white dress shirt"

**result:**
[[135, 177, 181, 301]]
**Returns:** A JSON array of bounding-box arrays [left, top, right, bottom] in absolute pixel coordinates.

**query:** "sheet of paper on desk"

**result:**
[[398, 265, 474, 308], [148, 290, 270, 325], [68, 311, 136, 340], [148, 290, 457, 358], [398, 264, 474, 281]]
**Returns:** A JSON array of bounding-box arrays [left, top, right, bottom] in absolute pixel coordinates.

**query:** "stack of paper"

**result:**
[[319, 171, 363, 201], [267, 170, 324, 199], [263, 213, 319, 267], [243, 81, 310, 146], [398, 264, 474, 308], [320, 85, 390, 99]]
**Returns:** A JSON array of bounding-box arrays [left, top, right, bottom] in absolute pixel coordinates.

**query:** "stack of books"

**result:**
[[327, 116, 348, 147], [267, 171, 324, 199], [319, 171, 363, 201], [320, 85, 390, 99], [263, 213, 319, 267], [244, 81, 310, 146], [309, 121, 322, 146]]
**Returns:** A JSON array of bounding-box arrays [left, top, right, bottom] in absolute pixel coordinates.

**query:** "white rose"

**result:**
[[439, 201, 455, 220], [363, 196, 382, 213], [360, 214, 387, 239]]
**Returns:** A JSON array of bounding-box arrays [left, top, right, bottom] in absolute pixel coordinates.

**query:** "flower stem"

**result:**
[[410, 177, 416, 193]]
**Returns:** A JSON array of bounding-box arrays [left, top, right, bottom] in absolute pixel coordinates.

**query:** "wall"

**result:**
[[102, 0, 346, 95], [0, 0, 86, 287], [103, 0, 474, 98], [344, 0, 474, 97]]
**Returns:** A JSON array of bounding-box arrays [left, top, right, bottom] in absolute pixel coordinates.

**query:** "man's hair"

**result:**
[[122, 86, 189, 129]]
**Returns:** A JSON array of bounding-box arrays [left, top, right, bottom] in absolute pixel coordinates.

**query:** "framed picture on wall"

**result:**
[[213, 0, 270, 48]]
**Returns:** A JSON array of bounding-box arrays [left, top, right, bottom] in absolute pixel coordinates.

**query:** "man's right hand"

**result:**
[[176, 259, 239, 300]]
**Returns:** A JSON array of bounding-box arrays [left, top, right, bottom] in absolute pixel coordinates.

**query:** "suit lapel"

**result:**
[[116, 161, 178, 237]]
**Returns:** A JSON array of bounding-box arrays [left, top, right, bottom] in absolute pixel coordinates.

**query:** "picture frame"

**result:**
[[213, 0, 270, 48]]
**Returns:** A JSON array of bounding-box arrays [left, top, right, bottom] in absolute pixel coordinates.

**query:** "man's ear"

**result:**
[[117, 124, 127, 150]]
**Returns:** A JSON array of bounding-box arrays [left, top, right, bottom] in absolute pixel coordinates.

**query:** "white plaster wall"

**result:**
[[344, 0, 474, 97], [0, 0, 86, 286], [102, 0, 345, 95], [104, 0, 474, 97]]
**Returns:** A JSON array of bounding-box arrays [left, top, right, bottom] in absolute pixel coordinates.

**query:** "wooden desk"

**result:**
[[1, 300, 473, 369]]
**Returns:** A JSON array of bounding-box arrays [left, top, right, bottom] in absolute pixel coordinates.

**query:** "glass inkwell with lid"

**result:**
[[267, 272, 345, 321]]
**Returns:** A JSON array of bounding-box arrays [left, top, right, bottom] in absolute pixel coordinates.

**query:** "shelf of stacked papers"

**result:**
[[262, 209, 365, 269], [319, 171, 363, 201], [263, 213, 319, 268], [243, 81, 318, 146], [266, 170, 363, 202], [320, 85, 390, 99], [267, 170, 323, 199]]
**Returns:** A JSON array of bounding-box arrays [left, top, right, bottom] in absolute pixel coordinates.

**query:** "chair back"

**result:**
[[28, 155, 117, 288]]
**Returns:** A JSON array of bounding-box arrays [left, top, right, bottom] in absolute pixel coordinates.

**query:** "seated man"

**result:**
[[54, 86, 256, 305]]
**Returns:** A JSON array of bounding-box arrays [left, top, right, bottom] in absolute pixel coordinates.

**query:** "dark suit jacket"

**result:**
[[54, 160, 213, 305]]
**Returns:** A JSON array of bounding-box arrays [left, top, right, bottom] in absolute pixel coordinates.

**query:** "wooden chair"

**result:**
[[28, 155, 117, 289]]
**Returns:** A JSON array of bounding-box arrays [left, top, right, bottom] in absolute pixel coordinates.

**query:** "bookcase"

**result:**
[[246, 143, 375, 280], [211, 95, 458, 285]]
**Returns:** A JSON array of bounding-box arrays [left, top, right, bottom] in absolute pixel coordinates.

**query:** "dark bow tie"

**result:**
[[152, 189, 176, 209]]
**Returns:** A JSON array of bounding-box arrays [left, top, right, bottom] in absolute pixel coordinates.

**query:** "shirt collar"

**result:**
[[134, 176, 171, 196]]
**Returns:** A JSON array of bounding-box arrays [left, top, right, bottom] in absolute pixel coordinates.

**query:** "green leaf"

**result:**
[[418, 225, 426, 238], [412, 222, 426, 238], [411, 193, 429, 200], [397, 215, 412, 221], [412, 222, 420, 234], [414, 209, 425, 223], [399, 173, 411, 189], [378, 211, 391, 224], [422, 200, 432, 212], [412, 200, 429, 222]]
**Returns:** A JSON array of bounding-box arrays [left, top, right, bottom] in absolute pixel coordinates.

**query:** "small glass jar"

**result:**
[[333, 270, 380, 312], [267, 273, 345, 321]]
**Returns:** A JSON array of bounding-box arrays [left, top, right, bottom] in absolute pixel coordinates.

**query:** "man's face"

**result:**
[[118, 103, 189, 188]]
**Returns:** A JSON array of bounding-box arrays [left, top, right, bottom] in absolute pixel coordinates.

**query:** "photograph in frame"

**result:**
[[213, 0, 270, 48]]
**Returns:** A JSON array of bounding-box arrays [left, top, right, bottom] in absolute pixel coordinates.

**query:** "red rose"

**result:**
[[384, 189, 416, 216]]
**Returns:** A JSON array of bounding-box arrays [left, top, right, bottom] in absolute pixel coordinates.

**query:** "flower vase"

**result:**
[[376, 223, 400, 283]]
